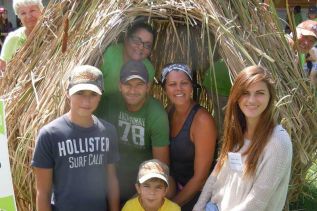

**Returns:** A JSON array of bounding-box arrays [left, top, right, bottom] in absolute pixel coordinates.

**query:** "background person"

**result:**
[[304, 12, 317, 77], [122, 159, 180, 211], [286, 19, 317, 69], [289, 19, 317, 53], [308, 61, 317, 91], [307, 5, 317, 21], [284, 5, 303, 34], [161, 63, 217, 210], [0, 0, 43, 72], [98, 60, 170, 205], [193, 66, 292, 211], [32, 65, 120, 211], [305, 45, 317, 76], [0, 7, 13, 50]]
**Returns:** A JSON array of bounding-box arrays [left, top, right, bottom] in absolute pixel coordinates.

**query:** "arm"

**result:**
[[34, 167, 53, 211], [173, 109, 217, 206], [150, 98, 170, 165], [32, 128, 55, 211], [107, 164, 120, 211], [260, 0, 271, 11], [152, 146, 170, 165], [192, 169, 217, 211], [150, 101, 173, 196], [0, 32, 19, 65], [0, 59, 6, 73], [286, 36, 294, 49]]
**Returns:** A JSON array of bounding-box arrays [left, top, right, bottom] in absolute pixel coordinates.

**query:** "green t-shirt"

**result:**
[[294, 13, 303, 26], [122, 197, 181, 211], [0, 27, 26, 62], [299, 53, 306, 68], [99, 95, 169, 200], [203, 59, 232, 97], [100, 43, 155, 97]]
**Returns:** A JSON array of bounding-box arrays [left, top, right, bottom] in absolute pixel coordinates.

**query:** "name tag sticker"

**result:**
[[228, 152, 243, 172]]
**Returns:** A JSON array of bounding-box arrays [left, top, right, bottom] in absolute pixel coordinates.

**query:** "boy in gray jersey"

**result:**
[[32, 65, 120, 211]]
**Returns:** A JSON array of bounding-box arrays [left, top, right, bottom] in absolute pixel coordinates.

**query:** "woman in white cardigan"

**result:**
[[193, 65, 292, 211]]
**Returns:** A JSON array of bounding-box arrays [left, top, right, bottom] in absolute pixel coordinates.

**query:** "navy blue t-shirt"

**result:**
[[31, 114, 119, 211]]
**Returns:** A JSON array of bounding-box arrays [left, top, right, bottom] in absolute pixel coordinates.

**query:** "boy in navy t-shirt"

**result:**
[[32, 65, 120, 211]]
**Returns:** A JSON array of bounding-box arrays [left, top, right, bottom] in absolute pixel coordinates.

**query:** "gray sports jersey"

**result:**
[[32, 114, 119, 211]]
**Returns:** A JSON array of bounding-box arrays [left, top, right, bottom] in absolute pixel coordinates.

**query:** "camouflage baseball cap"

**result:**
[[137, 159, 169, 185], [68, 65, 104, 96], [296, 20, 317, 39]]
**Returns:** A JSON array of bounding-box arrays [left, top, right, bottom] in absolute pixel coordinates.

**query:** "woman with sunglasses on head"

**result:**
[[161, 63, 217, 211], [193, 66, 292, 211], [98, 21, 156, 102], [0, 0, 43, 73]]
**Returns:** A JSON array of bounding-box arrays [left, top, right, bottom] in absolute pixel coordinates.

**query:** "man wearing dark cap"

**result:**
[[32, 65, 120, 211], [99, 60, 169, 205]]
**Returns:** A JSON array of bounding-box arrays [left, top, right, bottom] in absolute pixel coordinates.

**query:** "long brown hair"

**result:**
[[216, 65, 276, 177]]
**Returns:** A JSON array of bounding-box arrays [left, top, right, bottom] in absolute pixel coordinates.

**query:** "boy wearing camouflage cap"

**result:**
[[122, 159, 180, 211], [32, 65, 120, 211]]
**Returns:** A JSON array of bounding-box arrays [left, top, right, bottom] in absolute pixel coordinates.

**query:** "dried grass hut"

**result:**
[[0, 0, 316, 210]]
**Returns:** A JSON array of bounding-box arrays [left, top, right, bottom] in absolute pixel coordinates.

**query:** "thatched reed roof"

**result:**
[[0, 0, 316, 210]]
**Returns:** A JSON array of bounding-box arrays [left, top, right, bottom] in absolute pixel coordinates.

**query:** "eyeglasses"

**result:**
[[129, 35, 153, 50]]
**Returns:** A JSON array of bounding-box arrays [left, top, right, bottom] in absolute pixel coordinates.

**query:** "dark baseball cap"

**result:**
[[68, 65, 104, 96], [120, 60, 148, 83]]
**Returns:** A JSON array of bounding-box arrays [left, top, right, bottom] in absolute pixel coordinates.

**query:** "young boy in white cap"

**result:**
[[32, 65, 120, 211], [122, 159, 180, 211]]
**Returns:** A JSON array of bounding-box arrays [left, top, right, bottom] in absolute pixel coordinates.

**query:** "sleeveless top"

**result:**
[[169, 104, 200, 186]]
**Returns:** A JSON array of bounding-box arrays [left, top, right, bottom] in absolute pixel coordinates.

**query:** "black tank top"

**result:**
[[169, 104, 200, 186]]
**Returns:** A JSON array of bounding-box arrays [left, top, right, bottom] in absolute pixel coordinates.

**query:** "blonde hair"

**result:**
[[216, 65, 276, 177], [13, 0, 44, 15]]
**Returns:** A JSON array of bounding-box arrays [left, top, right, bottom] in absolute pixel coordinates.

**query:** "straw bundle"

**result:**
[[0, 0, 316, 210]]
